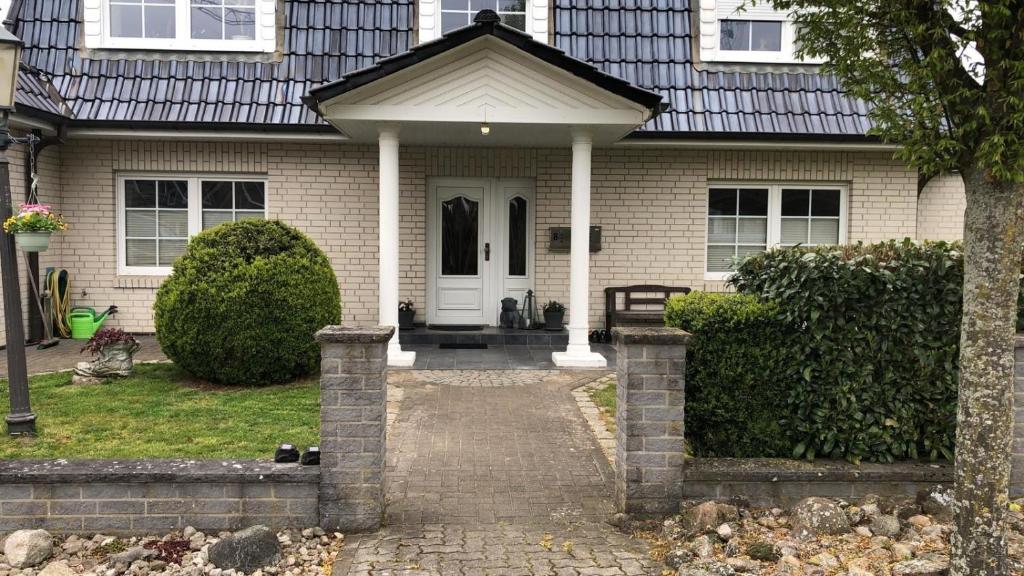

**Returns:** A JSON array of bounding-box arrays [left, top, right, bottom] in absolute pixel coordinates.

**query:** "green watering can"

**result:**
[[68, 306, 118, 340]]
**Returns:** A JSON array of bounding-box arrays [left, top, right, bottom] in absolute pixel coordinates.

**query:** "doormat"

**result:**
[[427, 325, 486, 332], [439, 343, 488, 350]]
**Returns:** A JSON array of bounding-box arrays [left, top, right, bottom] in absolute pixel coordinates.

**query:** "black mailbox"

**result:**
[[548, 226, 601, 253]]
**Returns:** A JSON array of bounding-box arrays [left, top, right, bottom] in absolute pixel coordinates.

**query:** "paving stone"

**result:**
[[332, 369, 659, 575]]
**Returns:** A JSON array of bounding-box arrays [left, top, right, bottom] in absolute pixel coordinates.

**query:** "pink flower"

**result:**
[[18, 203, 52, 215]]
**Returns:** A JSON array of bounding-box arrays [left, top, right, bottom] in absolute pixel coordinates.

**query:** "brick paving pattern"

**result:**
[[0, 334, 167, 376], [335, 370, 659, 576]]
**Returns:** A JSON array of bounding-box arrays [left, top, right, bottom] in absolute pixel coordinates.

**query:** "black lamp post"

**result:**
[[0, 27, 34, 436]]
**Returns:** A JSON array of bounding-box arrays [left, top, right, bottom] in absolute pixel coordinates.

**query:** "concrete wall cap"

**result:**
[[612, 327, 691, 345], [1016, 333, 1024, 348], [315, 325, 396, 344]]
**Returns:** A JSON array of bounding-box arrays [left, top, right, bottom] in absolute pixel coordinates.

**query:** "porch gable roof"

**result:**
[[303, 10, 666, 122]]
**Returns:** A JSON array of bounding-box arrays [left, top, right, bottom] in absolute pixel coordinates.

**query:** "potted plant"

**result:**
[[543, 300, 566, 331], [398, 299, 416, 330], [72, 328, 141, 383], [2, 203, 67, 252]]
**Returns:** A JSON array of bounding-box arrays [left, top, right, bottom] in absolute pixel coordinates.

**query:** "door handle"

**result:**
[[484, 242, 491, 262]]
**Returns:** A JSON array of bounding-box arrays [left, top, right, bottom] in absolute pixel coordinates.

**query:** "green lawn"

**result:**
[[0, 363, 319, 460]]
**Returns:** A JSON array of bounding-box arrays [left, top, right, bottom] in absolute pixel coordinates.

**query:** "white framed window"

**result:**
[[698, 0, 823, 64], [705, 183, 847, 280], [418, 0, 549, 44], [118, 174, 268, 275], [84, 0, 277, 52]]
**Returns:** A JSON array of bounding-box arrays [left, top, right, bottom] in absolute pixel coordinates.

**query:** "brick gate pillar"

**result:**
[[612, 327, 690, 517], [1013, 335, 1024, 497], [315, 325, 393, 532]]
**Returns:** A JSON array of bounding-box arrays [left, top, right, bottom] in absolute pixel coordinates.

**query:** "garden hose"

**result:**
[[46, 268, 71, 338]]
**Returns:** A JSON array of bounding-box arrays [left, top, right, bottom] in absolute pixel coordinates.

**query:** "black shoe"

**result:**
[[274, 444, 300, 463], [301, 447, 320, 466]]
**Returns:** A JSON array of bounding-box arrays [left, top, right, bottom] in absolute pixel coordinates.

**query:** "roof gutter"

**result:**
[[618, 133, 900, 152], [66, 127, 349, 143]]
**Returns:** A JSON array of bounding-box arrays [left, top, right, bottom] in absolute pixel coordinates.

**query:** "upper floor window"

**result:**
[[441, 0, 526, 33], [418, 0, 548, 45], [84, 0, 276, 53], [699, 0, 822, 64]]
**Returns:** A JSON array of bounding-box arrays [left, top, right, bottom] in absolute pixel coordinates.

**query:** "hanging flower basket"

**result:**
[[3, 203, 67, 253], [14, 231, 52, 252]]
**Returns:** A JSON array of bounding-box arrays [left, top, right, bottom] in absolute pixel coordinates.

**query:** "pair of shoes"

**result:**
[[274, 444, 320, 466]]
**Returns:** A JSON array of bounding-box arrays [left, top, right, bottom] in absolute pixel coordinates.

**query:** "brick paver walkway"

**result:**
[[0, 334, 167, 376], [334, 370, 659, 576]]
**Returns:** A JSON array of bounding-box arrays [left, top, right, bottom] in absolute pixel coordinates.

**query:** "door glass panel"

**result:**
[[441, 196, 479, 276], [508, 196, 527, 277]]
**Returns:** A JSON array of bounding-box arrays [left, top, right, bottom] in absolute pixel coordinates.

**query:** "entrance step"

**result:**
[[398, 326, 568, 346]]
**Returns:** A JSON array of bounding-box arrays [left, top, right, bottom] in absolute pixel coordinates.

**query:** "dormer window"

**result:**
[[84, 0, 276, 52], [699, 0, 822, 64], [441, 1, 526, 33], [418, 0, 548, 45], [719, 20, 782, 52]]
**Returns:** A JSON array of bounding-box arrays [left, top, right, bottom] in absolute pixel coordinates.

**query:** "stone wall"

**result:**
[[21, 140, 920, 335], [0, 461, 318, 534], [684, 459, 952, 507]]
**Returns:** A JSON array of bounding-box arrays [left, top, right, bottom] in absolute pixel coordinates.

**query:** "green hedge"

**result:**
[[665, 293, 794, 457], [154, 220, 342, 386], [730, 239, 968, 463]]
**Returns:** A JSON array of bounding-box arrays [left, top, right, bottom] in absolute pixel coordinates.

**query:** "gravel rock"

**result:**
[[791, 497, 850, 539], [724, 558, 758, 573], [870, 514, 902, 538], [108, 546, 158, 567], [4, 529, 54, 568], [677, 560, 736, 576], [207, 526, 282, 573], [891, 557, 950, 576], [907, 515, 933, 529], [715, 523, 733, 541], [38, 560, 75, 576], [681, 501, 739, 535], [917, 486, 954, 523]]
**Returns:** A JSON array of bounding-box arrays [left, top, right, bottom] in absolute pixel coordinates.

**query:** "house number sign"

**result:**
[[548, 226, 602, 253]]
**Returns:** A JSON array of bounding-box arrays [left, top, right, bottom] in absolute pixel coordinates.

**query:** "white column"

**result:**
[[378, 125, 416, 367], [553, 128, 607, 368]]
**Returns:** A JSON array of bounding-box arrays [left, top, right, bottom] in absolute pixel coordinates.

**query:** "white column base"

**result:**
[[552, 346, 608, 368], [387, 341, 417, 368]]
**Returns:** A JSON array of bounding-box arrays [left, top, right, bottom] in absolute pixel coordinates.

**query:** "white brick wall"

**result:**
[[1, 141, 923, 338], [0, 139, 63, 348], [917, 173, 966, 241]]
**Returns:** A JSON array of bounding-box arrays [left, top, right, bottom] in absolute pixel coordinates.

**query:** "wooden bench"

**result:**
[[604, 285, 691, 330]]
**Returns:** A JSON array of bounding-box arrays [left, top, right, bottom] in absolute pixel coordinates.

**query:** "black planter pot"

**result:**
[[398, 309, 416, 331], [543, 310, 565, 331]]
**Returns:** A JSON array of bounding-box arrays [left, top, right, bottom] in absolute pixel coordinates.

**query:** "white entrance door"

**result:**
[[427, 178, 535, 326]]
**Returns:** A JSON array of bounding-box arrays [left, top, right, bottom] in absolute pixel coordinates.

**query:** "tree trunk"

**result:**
[[951, 167, 1024, 576]]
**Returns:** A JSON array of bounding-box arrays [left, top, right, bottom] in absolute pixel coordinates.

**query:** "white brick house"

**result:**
[[0, 0, 964, 366]]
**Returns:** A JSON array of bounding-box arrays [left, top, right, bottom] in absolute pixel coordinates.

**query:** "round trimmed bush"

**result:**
[[154, 220, 341, 385]]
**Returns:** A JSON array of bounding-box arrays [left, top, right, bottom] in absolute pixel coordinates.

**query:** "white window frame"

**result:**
[[704, 182, 848, 281], [117, 173, 269, 276], [417, 0, 549, 44], [698, 1, 824, 64], [83, 0, 277, 53]]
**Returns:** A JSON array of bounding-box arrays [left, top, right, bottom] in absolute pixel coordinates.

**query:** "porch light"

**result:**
[[0, 28, 22, 109], [480, 123, 491, 136]]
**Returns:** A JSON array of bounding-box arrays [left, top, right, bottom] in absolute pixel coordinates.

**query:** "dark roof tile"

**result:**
[[9, 0, 872, 136]]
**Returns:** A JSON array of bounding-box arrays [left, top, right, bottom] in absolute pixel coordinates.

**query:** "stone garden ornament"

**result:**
[[73, 328, 141, 384]]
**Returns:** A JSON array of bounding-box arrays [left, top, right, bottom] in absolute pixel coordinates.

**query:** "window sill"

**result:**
[[704, 272, 734, 282], [115, 274, 168, 289]]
